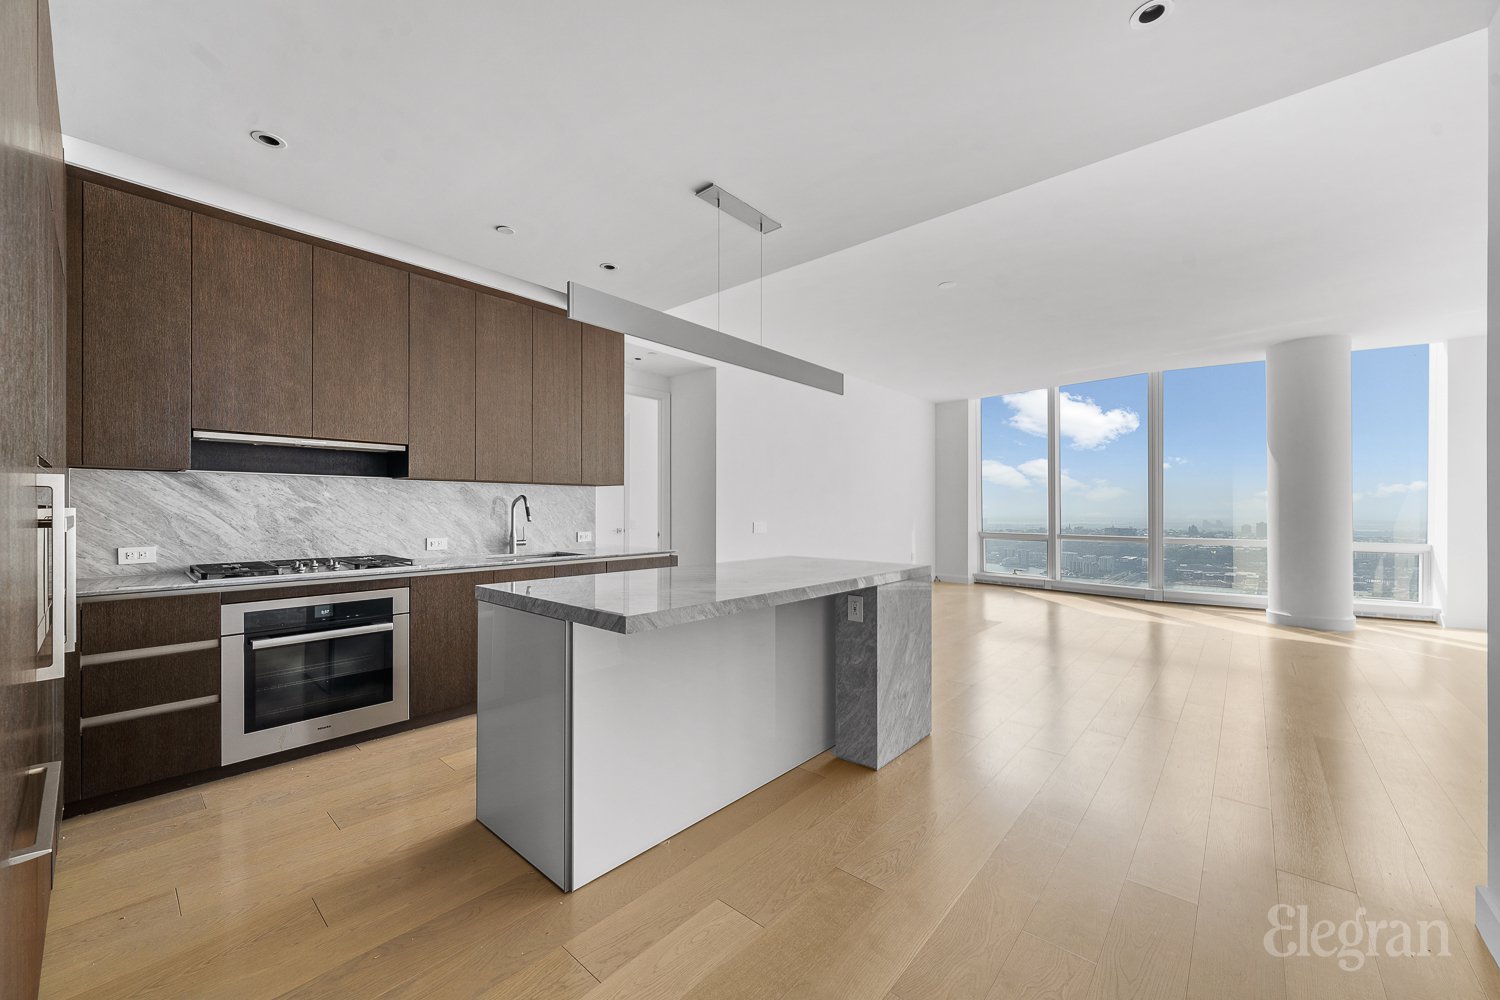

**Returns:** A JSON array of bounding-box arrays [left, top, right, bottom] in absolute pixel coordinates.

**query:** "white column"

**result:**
[[1429, 337, 1488, 629], [1266, 335, 1355, 631], [933, 400, 979, 583]]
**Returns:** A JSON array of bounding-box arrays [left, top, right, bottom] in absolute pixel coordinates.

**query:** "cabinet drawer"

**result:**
[[81, 645, 220, 718], [80, 704, 219, 799], [551, 561, 608, 579], [79, 593, 220, 655], [606, 555, 676, 572], [492, 565, 553, 584]]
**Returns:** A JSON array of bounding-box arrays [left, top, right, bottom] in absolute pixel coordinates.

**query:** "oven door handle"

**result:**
[[249, 621, 395, 650]]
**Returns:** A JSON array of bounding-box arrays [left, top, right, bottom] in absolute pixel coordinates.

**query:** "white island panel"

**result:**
[[570, 598, 833, 886]]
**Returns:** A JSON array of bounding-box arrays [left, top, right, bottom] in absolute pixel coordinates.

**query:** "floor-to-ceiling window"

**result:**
[[1162, 361, 1268, 596], [976, 347, 1432, 614], [1351, 345, 1429, 602], [1057, 374, 1149, 587], [979, 390, 1049, 575]]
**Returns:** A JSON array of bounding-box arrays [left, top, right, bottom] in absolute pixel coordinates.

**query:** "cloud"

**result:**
[[1000, 390, 1048, 438], [1083, 484, 1126, 501], [1354, 480, 1427, 502], [1017, 458, 1049, 481], [981, 460, 1032, 490], [999, 389, 1141, 450], [1058, 392, 1140, 450], [1163, 455, 1190, 470]]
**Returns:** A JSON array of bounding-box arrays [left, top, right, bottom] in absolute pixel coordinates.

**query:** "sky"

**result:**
[[981, 347, 1429, 540]]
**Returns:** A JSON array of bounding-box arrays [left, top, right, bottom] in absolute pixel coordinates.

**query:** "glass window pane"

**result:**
[[1058, 375, 1148, 536], [1354, 551, 1422, 602], [982, 538, 1048, 577], [1163, 362, 1267, 540], [980, 391, 1050, 533], [1164, 544, 1267, 595], [1061, 539, 1148, 587], [1352, 346, 1428, 543]]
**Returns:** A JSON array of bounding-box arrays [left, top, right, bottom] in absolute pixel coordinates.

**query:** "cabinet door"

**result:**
[[80, 183, 191, 470], [312, 248, 409, 444], [408, 276, 476, 480], [79, 704, 219, 799], [475, 295, 533, 483], [191, 214, 313, 437], [581, 324, 624, 485], [408, 571, 490, 717], [531, 311, 581, 484]]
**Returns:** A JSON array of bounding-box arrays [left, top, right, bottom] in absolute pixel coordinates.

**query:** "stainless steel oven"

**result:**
[[220, 587, 409, 765]]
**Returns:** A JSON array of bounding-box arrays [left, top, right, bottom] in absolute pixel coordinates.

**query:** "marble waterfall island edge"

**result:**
[[475, 555, 932, 633]]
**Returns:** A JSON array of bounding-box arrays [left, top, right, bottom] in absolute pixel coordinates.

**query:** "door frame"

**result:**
[[624, 386, 671, 552]]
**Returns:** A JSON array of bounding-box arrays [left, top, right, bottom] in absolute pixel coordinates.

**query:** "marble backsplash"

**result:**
[[71, 469, 596, 578]]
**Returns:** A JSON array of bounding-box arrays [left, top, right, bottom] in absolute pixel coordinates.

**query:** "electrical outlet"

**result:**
[[848, 595, 864, 623], [576, 531, 593, 544], [117, 546, 157, 565], [752, 521, 768, 535], [425, 537, 449, 551]]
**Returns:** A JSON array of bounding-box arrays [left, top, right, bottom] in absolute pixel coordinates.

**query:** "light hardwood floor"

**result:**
[[40, 583, 1497, 1000]]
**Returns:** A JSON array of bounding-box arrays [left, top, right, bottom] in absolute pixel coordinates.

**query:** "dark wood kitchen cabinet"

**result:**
[[475, 294, 533, 483], [79, 182, 192, 470], [408, 565, 556, 718], [312, 248, 409, 445], [531, 311, 582, 484], [581, 324, 624, 486], [191, 214, 314, 437], [408, 275, 476, 480]]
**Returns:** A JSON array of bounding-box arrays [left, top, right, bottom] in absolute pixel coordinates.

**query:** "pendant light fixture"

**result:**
[[567, 183, 844, 395]]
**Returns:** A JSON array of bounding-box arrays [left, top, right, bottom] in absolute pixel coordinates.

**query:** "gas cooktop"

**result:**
[[187, 554, 413, 581]]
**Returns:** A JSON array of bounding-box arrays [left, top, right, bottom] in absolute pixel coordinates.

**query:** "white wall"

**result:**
[[934, 400, 979, 583], [713, 366, 935, 566], [1430, 336, 1488, 629], [1475, 4, 1500, 963], [668, 369, 717, 567]]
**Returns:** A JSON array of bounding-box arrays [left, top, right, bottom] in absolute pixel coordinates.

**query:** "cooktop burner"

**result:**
[[187, 554, 413, 581]]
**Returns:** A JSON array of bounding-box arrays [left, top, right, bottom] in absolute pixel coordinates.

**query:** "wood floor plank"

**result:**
[[579, 899, 760, 1000], [982, 931, 1096, 1000], [1082, 880, 1196, 1000], [1185, 797, 1284, 1000]]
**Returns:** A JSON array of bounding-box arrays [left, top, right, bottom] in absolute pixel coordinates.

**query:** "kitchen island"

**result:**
[[474, 556, 932, 890]]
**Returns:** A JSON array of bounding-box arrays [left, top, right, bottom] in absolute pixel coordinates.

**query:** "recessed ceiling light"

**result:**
[[938, 280, 958, 290], [1130, 1, 1171, 27], [249, 130, 286, 149], [493, 224, 515, 235], [599, 262, 618, 271]]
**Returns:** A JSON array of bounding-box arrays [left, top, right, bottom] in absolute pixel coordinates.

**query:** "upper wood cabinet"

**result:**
[[312, 249, 409, 445], [475, 295, 533, 483], [191, 215, 313, 437], [581, 324, 624, 486], [531, 312, 582, 484], [80, 183, 192, 471], [408, 275, 476, 480]]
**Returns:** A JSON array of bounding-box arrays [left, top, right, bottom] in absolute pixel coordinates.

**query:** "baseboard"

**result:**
[[1266, 609, 1357, 632]]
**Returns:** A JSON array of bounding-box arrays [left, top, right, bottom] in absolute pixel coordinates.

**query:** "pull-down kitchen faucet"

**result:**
[[507, 494, 531, 555]]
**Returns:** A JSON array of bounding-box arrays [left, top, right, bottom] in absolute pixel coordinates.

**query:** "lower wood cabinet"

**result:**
[[80, 704, 219, 800], [552, 560, 609, 578], [408, 565, 557, 718]]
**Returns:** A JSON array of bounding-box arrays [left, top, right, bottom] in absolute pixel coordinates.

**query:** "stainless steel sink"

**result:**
[[487, 550, 583, 563]]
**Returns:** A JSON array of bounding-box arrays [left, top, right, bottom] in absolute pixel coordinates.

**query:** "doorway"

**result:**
[[596, 390, 670, 551]]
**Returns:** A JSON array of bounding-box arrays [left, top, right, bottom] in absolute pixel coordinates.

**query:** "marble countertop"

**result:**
[[78, 544, 675, 599], [476, 556, 931, 633]]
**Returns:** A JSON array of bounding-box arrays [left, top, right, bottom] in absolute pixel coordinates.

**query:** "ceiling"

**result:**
[[52, 1, 1493, 402], [52, 0, 1495, 313], [672, 30, 1489, 399]]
